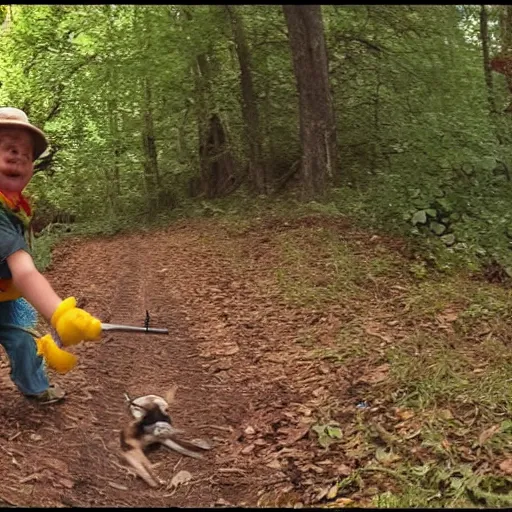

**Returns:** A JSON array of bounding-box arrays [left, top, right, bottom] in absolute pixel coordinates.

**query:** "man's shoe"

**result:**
[[29, 384, 66, 404]]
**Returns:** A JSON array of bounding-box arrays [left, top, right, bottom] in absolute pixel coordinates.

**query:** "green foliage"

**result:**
[[1, 5, 512, 273]]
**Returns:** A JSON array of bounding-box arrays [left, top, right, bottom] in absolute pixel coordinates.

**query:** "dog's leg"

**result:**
[[159, 438, 205, 459], [139, 447, 166, 486], [121, 449, 160, 488], [165, 384, 179, 405]]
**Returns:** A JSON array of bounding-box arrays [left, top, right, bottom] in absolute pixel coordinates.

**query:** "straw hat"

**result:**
[[0, 107, 48, 160]]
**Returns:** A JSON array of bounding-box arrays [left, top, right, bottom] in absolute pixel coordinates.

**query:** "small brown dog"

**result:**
[[120, 386, 211, 487]]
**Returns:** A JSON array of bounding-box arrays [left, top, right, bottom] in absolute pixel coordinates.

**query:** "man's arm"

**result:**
[[8, 248, 101, 346], [7, 249, 61, 321]]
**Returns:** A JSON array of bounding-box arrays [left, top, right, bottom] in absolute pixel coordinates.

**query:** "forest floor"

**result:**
[[1, 213, 512, 508]]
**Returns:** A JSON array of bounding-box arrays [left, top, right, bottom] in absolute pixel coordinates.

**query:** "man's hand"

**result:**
[[51, 297, 102, 346]]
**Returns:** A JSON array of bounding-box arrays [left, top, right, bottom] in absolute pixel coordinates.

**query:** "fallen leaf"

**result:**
[[43, 459, 69, 475], [478, 424, 500, 446], [169, 470, 192, 489], [438, 408, 454, 420], [19, 473, 42, 484], [312, 423, 342, 449], [439, 310, 458, 323], [108, 481, 127, 491], [312, 386, 326, 397], [266, 459, 282, 470], [299, 463, 324, 474], [319, 364, 330, 375], [364, 325, 392, 344], [359, 364, 390, 384], [241, 444, 255, 455], [327, 483, 338, 500], [266, 353, 286, 363], [336, 464, 352, 477], [212, 344, 239, 356], [375, 447, 401, 465], [332, 497, 354, 507], [297, 405, 312, 417], [326, 425, 342, 439], [280, 424, 311, 446], [394, 408, 414, 421], [499, 459, 512, 475], [210, 360, 233, 373], [315, 487, 330, 502], [214, 498, 233, 507]]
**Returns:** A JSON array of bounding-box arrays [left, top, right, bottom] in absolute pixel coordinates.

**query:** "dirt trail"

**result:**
[[2, 218, 348, 507]]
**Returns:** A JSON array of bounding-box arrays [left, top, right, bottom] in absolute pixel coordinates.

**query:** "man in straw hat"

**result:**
[[0, 107, 101, 404]]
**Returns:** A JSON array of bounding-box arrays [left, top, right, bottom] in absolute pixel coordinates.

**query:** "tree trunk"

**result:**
[[202, 114, 237, 198], [195, 52, 213, 194], [182, 7, 237, 198], [142, 77, 160, 210], [500, 6, 512, 51], [225, 5, 266, 194], [105, 4, 121, 213], [135, 6, 160, 212], [492, 6, 512, 113], [480, 5, 497, 114], [182, 8, 215, 196], [282, 5, 338, 199], [195, 50, 236, 198]]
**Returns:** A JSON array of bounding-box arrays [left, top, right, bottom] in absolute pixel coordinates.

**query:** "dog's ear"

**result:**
[[165, 384, 178, 405]]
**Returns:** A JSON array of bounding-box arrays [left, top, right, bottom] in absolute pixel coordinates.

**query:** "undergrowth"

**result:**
[[32, 185, 512, 281], [260, 219, 512, 508]]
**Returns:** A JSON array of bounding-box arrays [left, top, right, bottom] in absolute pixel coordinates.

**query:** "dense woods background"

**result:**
[[2, 4, 512, 275]]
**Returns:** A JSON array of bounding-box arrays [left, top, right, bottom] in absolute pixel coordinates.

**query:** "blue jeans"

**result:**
[[0, 299, 49, 396]]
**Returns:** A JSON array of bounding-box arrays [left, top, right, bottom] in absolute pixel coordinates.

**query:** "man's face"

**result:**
[[0, 127, 35, 193]]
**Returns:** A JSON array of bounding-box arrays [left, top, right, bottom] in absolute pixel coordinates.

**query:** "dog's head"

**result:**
[[125, 385, 181, 437], [128, 395, 169, 420]]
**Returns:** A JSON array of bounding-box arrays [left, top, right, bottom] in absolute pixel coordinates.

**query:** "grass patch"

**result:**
[[272, 227, 405, 307], [31, 229, 70, 271], [263, 214, 512, 508]]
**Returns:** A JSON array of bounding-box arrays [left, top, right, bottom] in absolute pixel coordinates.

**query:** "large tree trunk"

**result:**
[[225, 5, 266, 194], [202, 114, 237, 198], [492, 6, 512, 113], [282, 5, 338, 199], [191, 53, 237, 198], [480, 5, 496, 114], [182, 7, 238, 198]]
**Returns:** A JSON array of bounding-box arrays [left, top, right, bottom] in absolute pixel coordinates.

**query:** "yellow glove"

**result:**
[[51, 297, 102, 347], [36, 334, 78, 374]]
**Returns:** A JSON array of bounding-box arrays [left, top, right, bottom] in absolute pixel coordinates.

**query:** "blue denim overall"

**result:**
[[0, 297, 49, 395]]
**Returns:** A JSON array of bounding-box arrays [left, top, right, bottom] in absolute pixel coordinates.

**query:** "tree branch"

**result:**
[[335, 34, 383, 53], [34, 144, 60, 175]]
